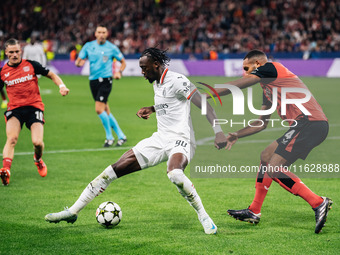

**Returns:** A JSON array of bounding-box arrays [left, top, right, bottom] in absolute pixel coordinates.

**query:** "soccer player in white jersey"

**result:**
[[45, 48, 227, 234]]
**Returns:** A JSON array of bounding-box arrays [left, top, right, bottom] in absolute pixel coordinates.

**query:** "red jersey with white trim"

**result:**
[[0, 60, 49, 111], [153, 68, 197, 141], [251, 62, 327, 122]]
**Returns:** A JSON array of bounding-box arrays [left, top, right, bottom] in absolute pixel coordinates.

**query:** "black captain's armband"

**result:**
[[251, 62, 277, 84]]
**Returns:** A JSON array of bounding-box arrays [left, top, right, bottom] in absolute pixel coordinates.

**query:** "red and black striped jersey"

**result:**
[[0, 59, 49, 111], [252, 62, 327, 122]]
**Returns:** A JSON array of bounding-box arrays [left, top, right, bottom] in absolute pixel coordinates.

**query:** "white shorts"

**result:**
[[132, 132, 195, 169]]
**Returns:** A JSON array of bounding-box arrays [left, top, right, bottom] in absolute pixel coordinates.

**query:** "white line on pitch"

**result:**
[[2, 124, 340, 156]]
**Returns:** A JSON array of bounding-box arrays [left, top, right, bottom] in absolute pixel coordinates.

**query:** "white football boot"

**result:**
[[199, 216, 217, 234], [45, 208, 78, 224]]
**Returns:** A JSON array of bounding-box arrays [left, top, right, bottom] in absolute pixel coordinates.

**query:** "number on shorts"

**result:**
[[35, 111, 43, 121], [284, 130, 295, 140], [175, 140, 187, 148]]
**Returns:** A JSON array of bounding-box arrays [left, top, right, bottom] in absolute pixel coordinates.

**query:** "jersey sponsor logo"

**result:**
[[23, 66, 30, 72], [154, 103, 168, 116], [154, 103, 168, 110], [4, 74, 33, 86], [156, 110, 167, 116]]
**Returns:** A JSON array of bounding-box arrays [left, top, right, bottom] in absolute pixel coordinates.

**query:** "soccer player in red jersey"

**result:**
[[0, 38, 70, 186], [214, 50, 332, 234]]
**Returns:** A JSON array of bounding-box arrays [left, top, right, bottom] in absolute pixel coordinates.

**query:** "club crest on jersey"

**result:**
[[102, 56, 108, 63], [23, 66, 30, 72]]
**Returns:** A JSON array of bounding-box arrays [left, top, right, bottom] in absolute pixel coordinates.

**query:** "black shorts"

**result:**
[[4, 106, 45, 129], [89, 77, 113, 103], [275, 117, 329, 164]]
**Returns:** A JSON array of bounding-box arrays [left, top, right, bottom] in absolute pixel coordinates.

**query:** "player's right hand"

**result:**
[[226, 132, 238, 150], [136, 107, 154, 119], [214, 132, 227, 150], [59, 86, 70, 96]]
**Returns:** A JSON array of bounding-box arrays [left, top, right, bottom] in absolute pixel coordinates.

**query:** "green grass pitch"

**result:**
[[0, 75, 339, 255]]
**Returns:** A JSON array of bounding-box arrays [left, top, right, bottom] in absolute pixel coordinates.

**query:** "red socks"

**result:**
[[249, 161, 273, 214], [273, 170, 323, 208], [249, 162, 324, 213], [3, 158, 12, 170]]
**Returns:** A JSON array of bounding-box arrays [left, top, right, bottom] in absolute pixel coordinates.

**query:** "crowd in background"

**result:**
[[0, 0, 339, 58]]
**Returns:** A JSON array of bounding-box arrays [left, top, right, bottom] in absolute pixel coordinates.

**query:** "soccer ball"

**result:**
[[96, 201, 122, 228]]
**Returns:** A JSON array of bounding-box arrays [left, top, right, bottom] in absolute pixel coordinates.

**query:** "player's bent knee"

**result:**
[[95, 109, 104, 115], [111, 150, 142, 178], [32, 139, 43, 148], [167, 169, 184, 186]]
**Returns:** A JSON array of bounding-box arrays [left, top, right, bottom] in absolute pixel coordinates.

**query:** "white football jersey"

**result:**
[[153, 69, 197, 142], [22, 43, 47, 67]]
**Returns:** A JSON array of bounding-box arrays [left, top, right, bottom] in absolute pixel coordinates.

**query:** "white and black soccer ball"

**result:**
[[96, 201, 122, 228]]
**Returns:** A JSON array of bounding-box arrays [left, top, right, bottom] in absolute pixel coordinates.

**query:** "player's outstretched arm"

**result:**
[[45, 71, 70, 96], [226, 105, 271, 150], [136, 106, 155, 120], [191, 90, 227, 149], [208, 75, 261, 98]]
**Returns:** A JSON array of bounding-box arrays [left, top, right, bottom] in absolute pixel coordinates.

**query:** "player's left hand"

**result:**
[[59, 86, 70, 96], [214, 132, 227, 149], [113, 72, 122, 80]]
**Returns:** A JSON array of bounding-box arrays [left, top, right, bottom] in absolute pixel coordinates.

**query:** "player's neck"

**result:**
[[7, 60, 22, 67], [157, 67, 167, 84], [97, 40, 106, 45]]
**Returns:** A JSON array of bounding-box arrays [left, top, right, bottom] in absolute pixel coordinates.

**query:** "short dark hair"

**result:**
[[243, 50, 266, 60], [141, 47, 170, 66], [96, 24, 107, 29], [4, 38, 19, 49]]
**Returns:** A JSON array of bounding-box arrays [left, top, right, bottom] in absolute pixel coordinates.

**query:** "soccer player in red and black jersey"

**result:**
[[0, 38, 70, 186], [213, 50, 332, 234]]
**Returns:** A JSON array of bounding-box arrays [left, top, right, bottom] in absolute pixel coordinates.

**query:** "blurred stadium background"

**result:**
[[1, 0, 340, 61]]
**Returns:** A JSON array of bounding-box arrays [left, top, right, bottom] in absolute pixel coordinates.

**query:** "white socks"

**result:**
[[68, 167, 208, 219], [167, 169, 208, 219], [69, 165, 117, 214]]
